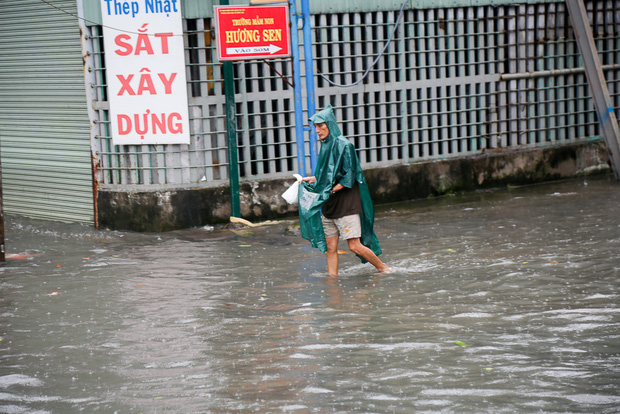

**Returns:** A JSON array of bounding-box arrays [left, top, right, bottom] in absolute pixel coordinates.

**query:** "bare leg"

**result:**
[[346, 238, 391, 272], [325, 236, 339, 276]]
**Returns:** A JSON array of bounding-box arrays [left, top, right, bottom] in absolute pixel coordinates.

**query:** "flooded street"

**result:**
[[1, 176, 619, 413]]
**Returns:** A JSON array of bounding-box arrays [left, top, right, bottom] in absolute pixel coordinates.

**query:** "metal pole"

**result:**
[[566, 0, 620, 179], [0, 139, 4, 263], [500, 63, 620, 81], [221, 0, 241, 217], [301, 0, 317, 172], [77, 0, 101, 229], [289, 0, 307, 177]]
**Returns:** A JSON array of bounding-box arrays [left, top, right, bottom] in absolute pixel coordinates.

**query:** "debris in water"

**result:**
[[455, 340, 469, 347], [230, 216, 278, 228], [6, 253, 39, 260]]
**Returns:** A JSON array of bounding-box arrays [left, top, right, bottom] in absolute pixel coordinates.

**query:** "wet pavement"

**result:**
[[1, 175, 619, 413]]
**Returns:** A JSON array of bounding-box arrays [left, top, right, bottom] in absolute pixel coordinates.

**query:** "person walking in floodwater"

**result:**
[[298, 105, 391, 276]]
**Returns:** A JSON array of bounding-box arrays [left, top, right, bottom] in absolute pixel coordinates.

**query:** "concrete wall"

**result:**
[[97, 140, 611, 232]]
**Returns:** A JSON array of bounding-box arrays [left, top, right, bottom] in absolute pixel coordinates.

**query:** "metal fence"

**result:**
[[89, 1, 620, 190]]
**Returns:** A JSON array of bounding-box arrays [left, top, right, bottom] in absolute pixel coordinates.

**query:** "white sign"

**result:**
[[100, 0, 190, 146]]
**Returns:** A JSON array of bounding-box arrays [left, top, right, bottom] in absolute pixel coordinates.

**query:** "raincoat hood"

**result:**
[[298, 106, 382, 259], [311, 105, 363, 192], [309, 105, 342, 143]]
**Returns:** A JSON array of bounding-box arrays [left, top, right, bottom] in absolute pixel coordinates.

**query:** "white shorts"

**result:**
[[321, 214, 362, 240]]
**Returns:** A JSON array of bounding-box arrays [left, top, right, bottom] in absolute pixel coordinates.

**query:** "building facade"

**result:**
[[0, 0, 618, 230]]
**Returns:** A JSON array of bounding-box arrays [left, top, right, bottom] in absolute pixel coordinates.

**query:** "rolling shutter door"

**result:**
[[0, 0, 94, 224]]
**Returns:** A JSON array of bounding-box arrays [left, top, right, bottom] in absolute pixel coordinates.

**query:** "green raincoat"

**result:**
[[298, 105, 382, 261]]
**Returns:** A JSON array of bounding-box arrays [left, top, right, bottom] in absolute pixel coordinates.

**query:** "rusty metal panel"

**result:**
[[0, 0, 94, 223]]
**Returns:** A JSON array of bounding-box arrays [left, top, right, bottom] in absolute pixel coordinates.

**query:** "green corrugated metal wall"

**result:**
[[0, 0, 94, 223], [83, 0, 563, 22]]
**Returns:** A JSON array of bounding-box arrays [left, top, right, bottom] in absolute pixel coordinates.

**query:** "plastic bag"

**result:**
[[281, 174, 303, 204]]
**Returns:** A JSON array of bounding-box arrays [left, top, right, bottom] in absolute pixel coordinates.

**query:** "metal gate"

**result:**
[[0, 0, 94, 223], [88, 1, 620, 191]]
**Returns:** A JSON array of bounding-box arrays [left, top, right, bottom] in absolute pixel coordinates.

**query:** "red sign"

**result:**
[[214, 5, 291, 61]]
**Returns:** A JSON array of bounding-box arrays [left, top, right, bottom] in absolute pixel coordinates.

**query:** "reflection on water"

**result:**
[[1, 176, 619, 413]]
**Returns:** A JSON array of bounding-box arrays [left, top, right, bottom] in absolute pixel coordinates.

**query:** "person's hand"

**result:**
[[300, 176, 316, 184], [329, 183, 343, 197]]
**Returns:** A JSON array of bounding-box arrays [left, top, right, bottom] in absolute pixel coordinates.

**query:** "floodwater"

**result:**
[[1, 176, 619, 414]]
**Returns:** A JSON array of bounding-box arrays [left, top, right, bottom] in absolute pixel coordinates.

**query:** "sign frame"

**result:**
[[250, 0, 288, 3], [100, 0, 190, 146], [214, 4, 292, 62]]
